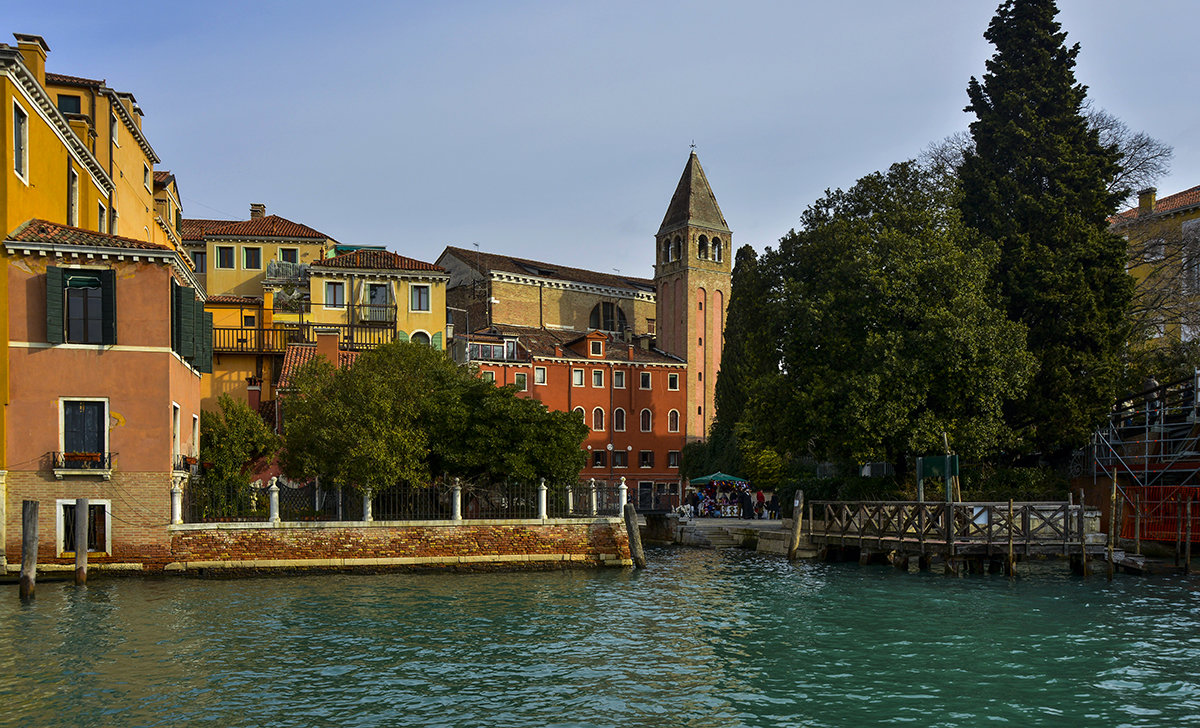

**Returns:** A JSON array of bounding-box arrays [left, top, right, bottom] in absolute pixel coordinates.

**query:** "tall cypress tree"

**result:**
[[958, 0, 1133, 455]]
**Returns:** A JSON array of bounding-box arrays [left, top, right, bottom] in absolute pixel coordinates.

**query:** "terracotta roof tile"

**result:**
[[441, 246, 654, 293], [311, 249, 443, 272], [153, 170, 173, 184], [483, 324, 683, 365], [181, 218, 237, 241], [6, 219, 172, 251], [205, 215, 330, 240], [1113, 184, 1200, 223], [206, 295, 261, 305], [45, 71, 104, 88], [278, 343, 359, 389]]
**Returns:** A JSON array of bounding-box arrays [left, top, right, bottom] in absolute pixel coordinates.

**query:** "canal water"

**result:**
[[2, 547, 1199, 727]]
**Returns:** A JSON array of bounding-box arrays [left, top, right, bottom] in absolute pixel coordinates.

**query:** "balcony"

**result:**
[[212, 323, 399, 354], [173, 453, 199, 474], [52, 451, 115, 480]]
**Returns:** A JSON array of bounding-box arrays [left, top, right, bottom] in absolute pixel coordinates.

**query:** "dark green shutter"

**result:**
[[46, 266, 64, 344], [100, 269, 117, 346], [192, 295, 205, 365], [199, 311, 213, 373], [179, 289, 195, 359], [170, 279, 180, 354]]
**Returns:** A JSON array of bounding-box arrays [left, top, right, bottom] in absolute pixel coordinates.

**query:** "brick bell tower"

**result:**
[[653, 151, 733, 442]]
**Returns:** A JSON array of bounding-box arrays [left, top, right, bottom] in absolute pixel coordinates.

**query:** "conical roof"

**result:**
[[657, 151, 730, 236]]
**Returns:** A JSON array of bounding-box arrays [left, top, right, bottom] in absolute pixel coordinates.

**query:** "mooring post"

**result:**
[[74, 498, 88, 586], [623, 502, 646, 569], [1134, 491, 1141, 556], [1176, 495, 1183, 568], [20, 500, 38, 601], [617, 476, 627, 510], [1108, 479, 1117, 581], [1007, 499, 1015, 578], [787, 490, 805, 561], [537, 478, 548, 520], [452, 478, 462, 521], [589, 478, 598, 516]]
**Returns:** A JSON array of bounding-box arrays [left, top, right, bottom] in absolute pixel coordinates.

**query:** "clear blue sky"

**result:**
[[11, 2, 1199, 277]]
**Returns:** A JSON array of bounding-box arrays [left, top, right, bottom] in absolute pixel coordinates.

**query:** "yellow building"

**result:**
[[1113, 185, 1200, 343]]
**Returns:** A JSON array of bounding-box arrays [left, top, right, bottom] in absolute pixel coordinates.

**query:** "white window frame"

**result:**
[[640, 372, 651, 390], [55, 498, 112, 557], [410, 283, 431, 313], [592, 407, 605, 432], [534, 366, 547, 385], [172, 402, 181, 458], [67, 167, 79, 226], [572, 368, 584, 387], [639, 450, 654, 469], [668, 409, 680, 433], [192, 414, 200, 457], [668, 373, 679, 391], [13, 99, 30, 184], [215, 245, 235, 270], [514, 372, 528, 391], [98, 202, 107, 234], [481, 370, 495, 383], [614, 408, 626, 432], [613, 451, 628, 469], [58, 396, 110, 455], [110, 113, 119, 147], [614, 370, 626, 389], [668, 451, 681, 469], [640, 408, 652, 432], [243, 246, 262, 270], [279, 247, 299, 264], [143, 163, 152, 192], [573, 406, 585, 423], [590, 340, 602, 356], [592, 369, 604, 388], [324, 281, 346, 309]]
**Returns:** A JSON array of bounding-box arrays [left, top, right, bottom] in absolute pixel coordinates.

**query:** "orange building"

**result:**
[[471, 325, 687, 510]]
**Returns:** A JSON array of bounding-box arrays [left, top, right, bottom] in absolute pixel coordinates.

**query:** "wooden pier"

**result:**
[[809, 501, 1108, 574]]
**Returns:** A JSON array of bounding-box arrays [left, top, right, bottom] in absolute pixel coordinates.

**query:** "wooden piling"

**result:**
[[1134, 491, 1141, 556], [1006, 499, 1016, 577], [74, 498, 88, 586], [787, 490, 805, 560], [19, 500, 38, 601], [1176, 495, 1184, 568], [1078, 490, 1090, 578], [1108, 480, 1117, 581], [623, 503, 646, 569], [1186, 497, 1193, 574]]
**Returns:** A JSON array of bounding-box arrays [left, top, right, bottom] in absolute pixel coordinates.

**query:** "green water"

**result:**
[[2, 547, 1198, 727]]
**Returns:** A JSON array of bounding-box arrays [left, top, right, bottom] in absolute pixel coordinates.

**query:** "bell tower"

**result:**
[[653, 151, 732, 441]]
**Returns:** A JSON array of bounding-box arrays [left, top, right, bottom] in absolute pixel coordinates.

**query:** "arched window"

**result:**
[[640, 408, 652, 432], [411, 331, 431, 346], [574, 406, 585, 423], [712, 237, 722, 262], [672, 237, 681, 261], [668, 409, 679, 433], [592, 407, 605, 431], [661, 239, 671, 263], [589, 302, 628, 332], [614, 408, 626, 432], [697, 235, 708, 259]]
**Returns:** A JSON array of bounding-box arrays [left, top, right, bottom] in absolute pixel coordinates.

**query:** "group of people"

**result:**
[[681, 485, 779, 520]]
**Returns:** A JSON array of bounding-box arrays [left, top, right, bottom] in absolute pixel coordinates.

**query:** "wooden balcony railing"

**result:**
[[212, 324, 398, 353]]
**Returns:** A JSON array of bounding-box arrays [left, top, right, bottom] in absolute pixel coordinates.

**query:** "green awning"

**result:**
[[689, 471, 749, 485], [65, 272, 101, 288]]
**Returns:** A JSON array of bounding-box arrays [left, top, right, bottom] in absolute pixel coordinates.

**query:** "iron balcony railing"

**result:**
[[51, 451, 115, 471]]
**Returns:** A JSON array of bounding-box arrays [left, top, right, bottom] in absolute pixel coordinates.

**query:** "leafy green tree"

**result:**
[[198, 394, 280, 517], [760, 161, 1033, 468], [957, 0, 1134, 454]]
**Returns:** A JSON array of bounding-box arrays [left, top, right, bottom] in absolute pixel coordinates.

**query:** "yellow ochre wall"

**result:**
[[204, 238, 327, 298], [308, 271, 448, 344]]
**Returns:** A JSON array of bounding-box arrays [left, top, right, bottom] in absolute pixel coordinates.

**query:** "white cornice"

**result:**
[[4, 240, 204, 298], [311, 266, 449, 282], [102, 87, 159, 164]]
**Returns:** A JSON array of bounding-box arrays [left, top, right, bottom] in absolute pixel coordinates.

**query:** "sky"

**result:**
[[10, 1, 1200, 279]]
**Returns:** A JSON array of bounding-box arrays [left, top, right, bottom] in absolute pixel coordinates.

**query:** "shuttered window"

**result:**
[[170, 281, 212, 372], [46, 267, 116, 345]]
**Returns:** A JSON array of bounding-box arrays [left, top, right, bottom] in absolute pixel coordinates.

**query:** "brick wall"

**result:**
[[166, 518, 632, 573]]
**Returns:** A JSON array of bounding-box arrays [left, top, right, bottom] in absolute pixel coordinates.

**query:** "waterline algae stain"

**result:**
[[2, 547, 1198, 727]]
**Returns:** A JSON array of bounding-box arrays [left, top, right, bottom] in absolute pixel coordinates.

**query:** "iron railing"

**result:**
[[51, 451, 115, 471], [212, 323, 398, 353]]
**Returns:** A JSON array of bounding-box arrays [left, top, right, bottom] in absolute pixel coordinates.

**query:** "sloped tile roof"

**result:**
[[206, 295, 261, 305], [1113, 184, 1200, 223], [659, 151, 730, 235], [278, 343, 359, 389], [153, 170, 173, 184], [6, 219, 171, 251], [485, 324, 683, 365], [181, 218, 236, 241], [311, 248, 443, 272], [45, 71, 104, 88], [441, 246, 654, 292], [203, 215, 330, 240]]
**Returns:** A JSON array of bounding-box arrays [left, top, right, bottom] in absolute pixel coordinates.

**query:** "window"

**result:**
[[172, 403, 181, 457], [325, 281, 345, 308], [712, 238, 723, 262], [58, 499, 111, 556], [572, 369, 584, 387], [640, 409, 652, 432], [668, 373, 679, 390], [243, 247, 262, 270], [639, 451, 655, 468], [13, 101, 29, 180], [280, 248, 299, 264], [410, 284, 431, 312], [109, 191, 118, 235], [534, 366, 546, 385], [192, 415, 200, 457], [614, 370, 626, 389], [51, 268, 115, 345], [62, 399, 107, 456], [57, 94, 81, 114], [1144, 238, 1166, 263], [514, 372, 527, 391], [589, 302, 627, 332], [573, 406, 585, 423], [215, 246, 235, 269], [668, 451, 681, 469], [143, 163, 152, 192], [110, 113, 119, 146], [668, 410, 680, 432], [640, 372, 651, 389], [590, 340, 603, 356], [614, 408, 626, 432], [592, 451, 607, 468], [411, 331, 431, 346], [592, 408, 605, 431], [698, 235, 709, 259], [191, 251, 207, 274], [592, 369, 604, 388], [647, 319, 656, 335], [98, 203, 107, 234], [67, 168, 79, 227], [613, 451, 628, 468], [243, 314, 256, 328], [481, 370, 495, 383]]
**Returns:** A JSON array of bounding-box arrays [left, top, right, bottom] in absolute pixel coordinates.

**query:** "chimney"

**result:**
[[315, 328, 340, 363], [628, 344, 635, 360], [554, 344, 563, 357], [246, 376, 262, 413], [250, 203, 266, 219], [1138, 188, 1157, 216], [13, 34, 48, 86]]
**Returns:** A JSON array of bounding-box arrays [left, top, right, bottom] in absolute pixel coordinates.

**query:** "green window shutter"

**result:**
[[200, 312, 214, 373], [396, 330, 409, 343], [100, 269, 117, 345], [192, 296, 205, 364], [170, 279, 180, 354], [46, 266, 64, 344], [179, 289, 195, 359], [431, 332, 443, 350]]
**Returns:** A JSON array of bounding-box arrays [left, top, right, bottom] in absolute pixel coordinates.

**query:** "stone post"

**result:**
[[170, 479, 184, 525], [538, 478, 548, 520], [618, 476, 628, 510], [268, 477, 281, 523], [567, 483, 574, 515], [589, 478, 598, 516], [452, 478, 463, 522], [363, 492, 373, 522]]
